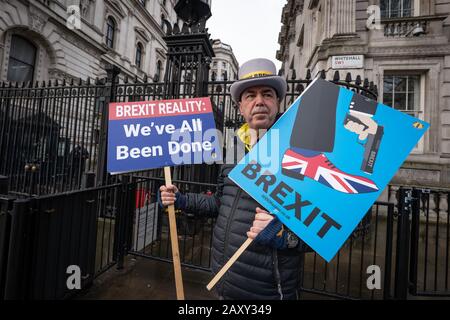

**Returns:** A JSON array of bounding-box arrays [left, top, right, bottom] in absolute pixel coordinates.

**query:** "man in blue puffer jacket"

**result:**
[[159, 58, 311, 300]]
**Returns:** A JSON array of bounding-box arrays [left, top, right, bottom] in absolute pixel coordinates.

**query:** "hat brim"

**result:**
[[230, 76, 287, 103]]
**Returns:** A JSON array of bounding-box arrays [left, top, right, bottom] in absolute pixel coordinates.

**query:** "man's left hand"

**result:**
[[247, 207, 274, 239]]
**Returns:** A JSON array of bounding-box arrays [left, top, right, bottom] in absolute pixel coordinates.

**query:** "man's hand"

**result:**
[[159, 184, 179, 207], [247, 207, 274, 240], [344, 113, 378, 140]]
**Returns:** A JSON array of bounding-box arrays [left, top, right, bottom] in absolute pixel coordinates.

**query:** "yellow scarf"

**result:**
[[236, 123, 253, 152]]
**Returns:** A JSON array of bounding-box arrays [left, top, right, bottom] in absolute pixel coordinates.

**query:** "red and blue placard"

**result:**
[[107, 97, 222, 174]]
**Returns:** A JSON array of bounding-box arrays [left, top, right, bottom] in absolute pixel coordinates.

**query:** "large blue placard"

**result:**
[[229, 78, 429, 262]]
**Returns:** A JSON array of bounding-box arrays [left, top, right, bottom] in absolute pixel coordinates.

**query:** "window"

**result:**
[[383, 74, 421, 117], [380, 0, 413, 18], [136, 43, 143, 69], [7, 35, 37, 82], [156, 60, 162, 81], [222, 62, 227, 69], [383, 73, 424, 152], [106, 17, 116, 49]]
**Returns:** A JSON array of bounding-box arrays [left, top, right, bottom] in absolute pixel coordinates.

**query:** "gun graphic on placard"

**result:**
[[343, 94, 384, 174]]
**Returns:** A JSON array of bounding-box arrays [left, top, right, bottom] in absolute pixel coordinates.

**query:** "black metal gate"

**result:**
[[406, 187, 450, 297], [0, 179, 136, 299]]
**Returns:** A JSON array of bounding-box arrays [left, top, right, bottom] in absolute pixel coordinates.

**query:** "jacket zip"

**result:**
[[272, 248, 284, 300], [222, 188, 242, 264]]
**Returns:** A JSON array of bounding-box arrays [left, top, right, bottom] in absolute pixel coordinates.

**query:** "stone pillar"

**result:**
[[334, 0, 356, 36], [93, 0, 104, 32]]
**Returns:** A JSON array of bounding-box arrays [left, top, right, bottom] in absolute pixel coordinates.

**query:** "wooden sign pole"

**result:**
[[164, 166, 185, 300], [206, 238, 253, 291]]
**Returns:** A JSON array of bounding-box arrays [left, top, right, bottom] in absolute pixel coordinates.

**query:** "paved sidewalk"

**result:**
[[78, 256, 217, 300]]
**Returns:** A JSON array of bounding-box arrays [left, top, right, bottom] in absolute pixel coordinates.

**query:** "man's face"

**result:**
[[239, 86, 280, 130]]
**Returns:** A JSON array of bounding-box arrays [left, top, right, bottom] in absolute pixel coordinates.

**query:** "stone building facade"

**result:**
[[0, 0, 180, 83], [277, 0, 450, 187], [210, 39, 239, 81]]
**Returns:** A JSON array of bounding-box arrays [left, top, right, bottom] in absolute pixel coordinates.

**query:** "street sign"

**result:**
[[332, 55, 364, 69]]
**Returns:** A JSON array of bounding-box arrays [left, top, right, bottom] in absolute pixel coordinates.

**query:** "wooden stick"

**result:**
[[164, 166, 185, 300], [206, 238, 253, 291]]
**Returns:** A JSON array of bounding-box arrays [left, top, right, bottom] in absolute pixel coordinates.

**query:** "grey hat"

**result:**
[[230, 58, 287, 103]]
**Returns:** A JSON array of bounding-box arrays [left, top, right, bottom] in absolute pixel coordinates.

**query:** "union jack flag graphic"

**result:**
[[281, 149, 379, 194]]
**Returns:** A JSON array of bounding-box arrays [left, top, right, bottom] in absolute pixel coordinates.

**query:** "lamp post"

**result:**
[[174, 0, 212, 25], [163, 0, 214, 100]]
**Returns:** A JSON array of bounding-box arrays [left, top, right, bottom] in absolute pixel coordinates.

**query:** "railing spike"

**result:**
[[333, 71, 340, 82], [291, 69, 296, 80], [320, 70, 326, 79], [78, 78, 83, 85], [173, 23, 180, 34], [363, 78, 369, 88], [345, 72, 352, 83], [355, 75, 362, 86], [306, 69, 311, 80], [181, 23, 189, 34]]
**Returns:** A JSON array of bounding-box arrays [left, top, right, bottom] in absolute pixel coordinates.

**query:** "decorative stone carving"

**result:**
[[60, 31, 99, 57], [29, 6, 48, 34], [80, 0, 95, 19]]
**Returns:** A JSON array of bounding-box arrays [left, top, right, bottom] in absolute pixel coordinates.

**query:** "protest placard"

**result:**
[[207, 78, 428, 291], [107, 97, 222, 300], [107, 97, 221, 174], [230, 78, 429, 262]]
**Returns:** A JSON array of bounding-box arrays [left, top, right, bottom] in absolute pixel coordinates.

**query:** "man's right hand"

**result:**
[[159, 184, 179, 207]]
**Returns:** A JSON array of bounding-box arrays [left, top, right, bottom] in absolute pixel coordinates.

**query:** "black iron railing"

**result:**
[[0, 70, 378, 196], [0, 180, 130, 299], [0, 79, 106, 195]]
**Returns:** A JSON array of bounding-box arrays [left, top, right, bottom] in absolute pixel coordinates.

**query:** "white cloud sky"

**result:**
[[206, 0, 285, 71]]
